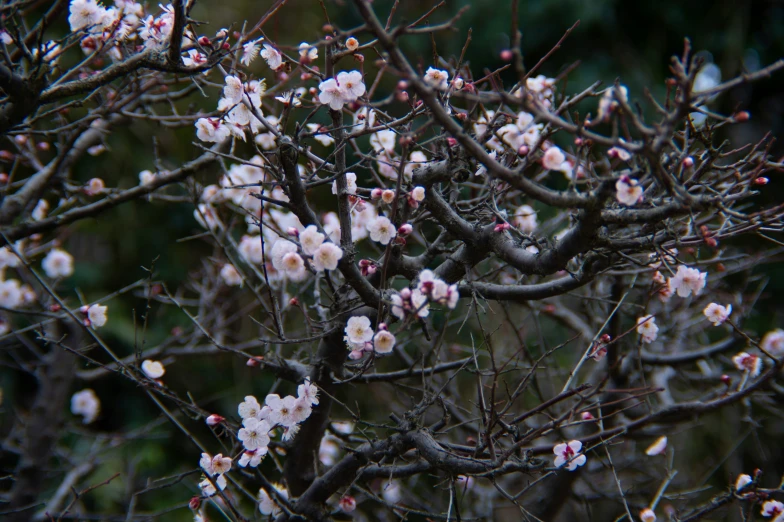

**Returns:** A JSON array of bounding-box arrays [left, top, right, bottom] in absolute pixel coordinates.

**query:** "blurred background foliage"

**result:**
[[2, 0, 784, 519]]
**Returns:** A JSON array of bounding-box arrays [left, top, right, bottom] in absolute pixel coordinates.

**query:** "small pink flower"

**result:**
[[553, 440, 587, 471]]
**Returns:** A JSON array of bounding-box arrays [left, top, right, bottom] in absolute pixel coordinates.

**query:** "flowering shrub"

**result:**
[[1, 1, 784, 521]]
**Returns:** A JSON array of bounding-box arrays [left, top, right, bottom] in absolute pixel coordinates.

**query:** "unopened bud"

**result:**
[[400, 287, 412, 299], [716, 262, 726, 272], [446, 137, 457, 147], [396, 90, 409, 103], [682, 156, 694, 168], [289, 297, 299, 306], [79, 305, 89, 314], [198, 36, 210, 46], [543, 304, 556, 314], [500, 49, 513, 61], [720, 374, 731, 385], [517, 145, 529, 156], [300, 72, 312, 81], [580, 411, 594, 421], [0, 173, 8, 183], [221, 42, 230, 50], [0, 150, 14, 161], [705, 237, 718, 248], [466, 436, 477, 445], [665, 78, 677, 87], [13, 135, 27, 146], [451, 77, 464, 90], [353, 53, 364, 63], [322, 23, 334, 33], [456, 112, 468, 121], [287, 227, 299, 237], [600, 333, 612, 343], [339, 496, 357, 513], [607, 148, 619, 159], [398, 223, 413, 236], [397, 80, 409, 90], [246, 357, 261, 367], [49, 304, 61, 312], [574, 137, 584, 146], [206, 414, 225, 426], [377, 322, 388, 331], [398, 135, 413, 147], [734, 111, 750, 122], [189, 496, 201, 510], [754, 177, 769, 185], [371, 188, 383, 199], [494, 222, 511, 232]]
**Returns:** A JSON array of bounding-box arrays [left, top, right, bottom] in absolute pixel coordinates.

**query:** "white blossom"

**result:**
[[239, 235, 264, 265], [265, 394, 300, 427], [42, 248, 74, 278], [238, 396, 262, 420], [298, 42, 318, 61], [238, 417, 272, 451], [513, 204, 537, 233], [195, 118, 230, 143], [615, 177, 642, 206], [331, 172, 357, 195], [299, 226, 326, 256], [733, 352, 761, 377], [241, 39, 262, 66], [298, 379, 319, 406], [735, 473, 752, 491], [367, 216, 396, 245], [553, 440, 586, 471], [311, 242, 343, 272], [703, 303, 732, 326], [239, 448, 267, 468], [0, 279, 23, 309], [636, 315, 658, 343], [318, 78, 344, 110], [220, 264, 243, 286], [71, 389, 100, 424], [411, 186, 426, 202], [87, 304, 108, 328], [761, 329, 784, 357], [261, 43, 283, 69], [337, 70, 365, 101], [141, 359, 165, 379], [199, 474, 227, 497], [542, 146, 566, 171], [645, 436, 667, 456], [258, 483, 288, 516], [669, 265, 707, 298], [424, 67, 449, 89], [373, 330, 396, 354], [345, 316, 373, 344]]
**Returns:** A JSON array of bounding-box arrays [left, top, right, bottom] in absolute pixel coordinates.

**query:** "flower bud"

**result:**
[[397, 223, 413, 236], [198, 36, 211, 46], [400, 288, 412, 299], [397, 80, 409, 90], [189, 496, 201, 510], [396, 90, 409, 103], [446, 137, 457, 147], [221, 42, 230, 50], [500, 49, 513, 61], [720, 374, 731, 385], [287, 227, 299, 237], [682, 156, 694, 168], [517, 145, 529, 156], [348, 349, 364, 360], [456, 112, 468, 121], [206, 414, 225, 426], [345, 37, 359, 51], [377, 322, 388, 331], [371, 188, 383, 199], [494, 222, 511, 233], [339, 496, 357, 513], [543, 304, 556, 314], [0, 173, 8, 183], [754, 177, 769, 185], [581, 411, 594, 421], [289, 297, 299, 306], [246, 357, 261, 367], [353, 53, 364, 63], [451, 77, 464, 90], [734, 111, 750, 122], [49, 304, 62, 312]]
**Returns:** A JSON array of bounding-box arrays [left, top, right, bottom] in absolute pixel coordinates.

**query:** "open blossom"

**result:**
[[669, 265, 707, 298], [390, 288, 429, 319], [265, 394, 305, 427], [195, 118, 230, 143], [258, 484, 288, 516], [238, 395, 262, 420], [367, 216, 396, 245], [223, 75, 244, 105], [68, 0, 108, 32], [345, 316, 373, 344], [318, 78, 345, 110], [87, 304, 108, 328], [542, 146, 566, 171], [298, 379, 319, 406], [261, 43, 283, 69], [183, 49, 207, 67], [337, 70, 366, 100], [645, 436, 667, 456], [42, 248, 74, 278], [332, 172, 357, 195], [761, 329, 784, 357], [200, 453, 232, 476], [238, 417, 272, 451], [270, 239, 298, 270], [199, 474, 227, 497], [733, 352, 761, 377], [762, 500, 784, 518], [311, 242, 343, 271], [239, 235, 264, 265], [735, 473, 752, 491], [411, 186, 426, 202], [703, 303, 732, 326], [640, 508, 657, 522], [306, 123, 335, 146], [241, 39, 262, 66], [616, 176, 642, 205], [373, 330, 396, 354], [71, 389, 100, 424], [141, 360, 165, 379], [637, 315, 658, 343], [220, 264, 243, 286], [299, 225, 325, 255], [370, 129, 396, 154], [513, 204, 538, 233], [0, 279, 23, 309], [239, 448, 267, 468], [424, 67, 449, 89], [553, 440, 586, 471], [298, 42, 318, 61]]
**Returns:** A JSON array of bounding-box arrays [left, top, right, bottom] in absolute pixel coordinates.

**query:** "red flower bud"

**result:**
[[446, 137, 457, 147], [189, 496, 201, 510], [198, 36, 211, 46], [289, 297, 299, 306], [206, 414, 224, 426], [754, 177, 769, 185], [581, 411, 594, 421], [287, 227, 299, 237], [49, 304, 61, 312], [517, 145, 529, 156], [246, 357, 261, 367], [371, 188, 383, 199], [543, 304, 556, 314], [682, 156, 694, 168], [397, 223, 413, 236], [734, 111, 750, 122], [500, 49, 513, 61]]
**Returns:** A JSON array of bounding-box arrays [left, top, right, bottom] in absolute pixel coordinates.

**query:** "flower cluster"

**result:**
[[198, 380, 317, 497], [345, 316, 396, 358], [318, 70, 366, 110]]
